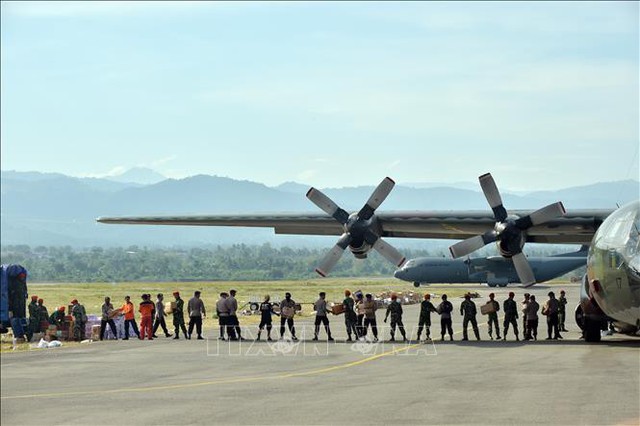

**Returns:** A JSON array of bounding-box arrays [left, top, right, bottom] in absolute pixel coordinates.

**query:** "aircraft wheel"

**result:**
[[249, 302, 259, 312], [487, 283, 497, 288], [413, 282, 420, 288], [498, 283, 508, 288], [584, 317, 602, 342]]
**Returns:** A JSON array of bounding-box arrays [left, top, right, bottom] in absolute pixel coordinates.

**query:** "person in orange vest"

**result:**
[[120, 295, 140, 340], [138, 294, 155, 340]]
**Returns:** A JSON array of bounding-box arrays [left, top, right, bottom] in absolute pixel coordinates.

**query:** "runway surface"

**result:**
[[2, 284, 639, 425]]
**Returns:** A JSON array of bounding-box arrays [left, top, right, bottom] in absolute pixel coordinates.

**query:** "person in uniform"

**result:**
[[558, 290, 568, 332], [139, 294, 155, 340], [256, 294, 278, 341], [486, 293, 501, 340], [49, 306, 66, 328], [343, 290, 359, 342], [216, 292, 231, 340], [37, 298, 50, 332], [503, 292, 520, 341], [416, 293, 437, 341], [279, 292, 298, 341], [460, 293, 481, 341], [152, 293, 172, 338], [226, 289, 244, 341], [521, 293, 531, 340], [70, 298, 87, 341], [27, 295, 40, 341], [542, 291, 562, 340], [362, 294, 378, 342], [121, 295, 140, 340], [187, 291, 206, 340], [100, 296, 118, 340], [437, 294, 454, 341], [524, 294, 540, 340], [313, 292, 334, 341], [384, 293, 407, 342], [172, 291, 189, 340]]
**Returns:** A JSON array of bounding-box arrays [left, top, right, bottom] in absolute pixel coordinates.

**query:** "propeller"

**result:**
[[307, 177, 406, 277], [449, 173, 566, 287]]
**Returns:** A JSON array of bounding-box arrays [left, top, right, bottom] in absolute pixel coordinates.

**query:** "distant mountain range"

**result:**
[[1, 169, 638, 248]]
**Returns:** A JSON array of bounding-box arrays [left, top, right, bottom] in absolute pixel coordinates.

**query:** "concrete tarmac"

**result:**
[[2, 284, 639, 425]]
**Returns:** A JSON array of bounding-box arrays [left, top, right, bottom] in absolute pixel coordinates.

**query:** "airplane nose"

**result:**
[[394, 269, 406, 280]]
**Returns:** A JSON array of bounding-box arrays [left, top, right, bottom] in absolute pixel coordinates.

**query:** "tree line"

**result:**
[[0, 244, 581, 282]]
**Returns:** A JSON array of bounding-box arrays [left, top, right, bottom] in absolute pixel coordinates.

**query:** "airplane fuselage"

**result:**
[[394, 253, 586, 287]]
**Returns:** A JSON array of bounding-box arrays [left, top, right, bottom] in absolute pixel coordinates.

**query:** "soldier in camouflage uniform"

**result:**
[[70, 299, 87, 341], [416, 293, 437, 341], [27, 295, 40, 341], [172, 291, 189, 339], [343, 290, 359, 342], [384, 294, 407, 342], [37, 298, 50, 332], [558, 290, 568, 332], [485, 293, 501, 340], [503, 292, 520, 341], [460, 293, 480, 341]]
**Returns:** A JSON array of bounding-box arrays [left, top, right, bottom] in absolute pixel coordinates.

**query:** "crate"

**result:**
[[331, 304, 345, 315], [480, 303, 496, 315], [164, 301, 176, 315]]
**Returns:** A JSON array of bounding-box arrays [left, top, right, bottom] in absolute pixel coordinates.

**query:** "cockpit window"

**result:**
[[595, 202, 640, 264]]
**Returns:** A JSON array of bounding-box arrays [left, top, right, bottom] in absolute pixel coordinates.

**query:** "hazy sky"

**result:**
[[1, 1, 638, 190]]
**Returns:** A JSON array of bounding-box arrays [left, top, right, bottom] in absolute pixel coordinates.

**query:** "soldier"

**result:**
[[437, 294, 454, 341], [37, 298, 50, 332], [120, 295, 140, 340], [172, 291, 189, 340], [558, 290, 568, 332], [27, 295, 39, 341], [49, 306, 66, 328], [521, 293, 531, 340], [279, 292, 298, 341], [503, 292, 520, 341], [226, 289, 244, 341], [343, 290, 359, 342], [362, 294, 378, 342], [152, 293, 172, 338], [216, 292, 231, 340], [384, 293, 407, 342], [313, 292, 334, 341], [187, 291, 206, 340], [355, 293, 365, 339], [485, 293, 501, 340], [256, 295, 278, 341], [70, 299, 87, 341], [416, 293, 437, 342], [139, 294, 155, 340], [524, 294, 540, 340], [542, 291, 562, 340], [460, 293, 481, 341], [100, 296, 118, 340]]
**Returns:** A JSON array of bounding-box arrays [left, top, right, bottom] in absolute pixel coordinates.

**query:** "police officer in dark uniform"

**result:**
[[437, 294, 454, 341], [256, 295, 278, 341], [503, 292, 520, 341], [460, 293, 480, 341]]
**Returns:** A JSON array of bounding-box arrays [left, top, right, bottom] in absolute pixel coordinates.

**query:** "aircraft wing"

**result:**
[[97, 209, 613, 244]]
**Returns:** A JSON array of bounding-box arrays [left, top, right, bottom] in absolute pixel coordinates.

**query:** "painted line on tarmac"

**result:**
[[0, 341, 423, 400]]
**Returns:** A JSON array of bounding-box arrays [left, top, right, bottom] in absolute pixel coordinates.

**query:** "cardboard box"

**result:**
[[164, 301, 176, 315], [480, 303, 496, 315], [91, 325, 101, 340], [108, 309, 121, 319], [331, 304, 345, 315], [281, 306, 295, 319]]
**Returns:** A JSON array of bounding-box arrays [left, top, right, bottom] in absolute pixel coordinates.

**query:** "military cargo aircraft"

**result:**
[[394, 246, 587, 287], [97, 173, 639, 341]]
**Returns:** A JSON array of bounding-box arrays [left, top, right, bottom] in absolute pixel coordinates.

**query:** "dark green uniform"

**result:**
[[486, 300, 501, 339], [384, 300, 406, 341], [38, 304, 50, 332], [417, 300, 436, 340], [503, 298, 519, 340], [71, 303, 87, 341], [343, 297, 358, 340], [173, 297, 188, 338], [460, 299, 480, 340], [27, 300, 40, 340], [558, 295, 568, 331], [49, 310, 65, 328]]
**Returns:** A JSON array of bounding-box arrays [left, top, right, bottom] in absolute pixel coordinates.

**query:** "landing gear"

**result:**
[[498, 283, 508, 288], [487, 283, 498, 288], [413, 282, 421, 288], [584, 317, 602, 342]]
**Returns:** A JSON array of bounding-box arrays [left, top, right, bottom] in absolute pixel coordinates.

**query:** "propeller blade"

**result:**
[[515, 202, 566, 229], [372, 238, 406, 267], [358, 177, 395, 220], [306, 188, 349, 224], [479, 173, 507, 222], [512, 252, 536, 287], [449, 230, 497, 258], [314, 234, 351, 277]]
